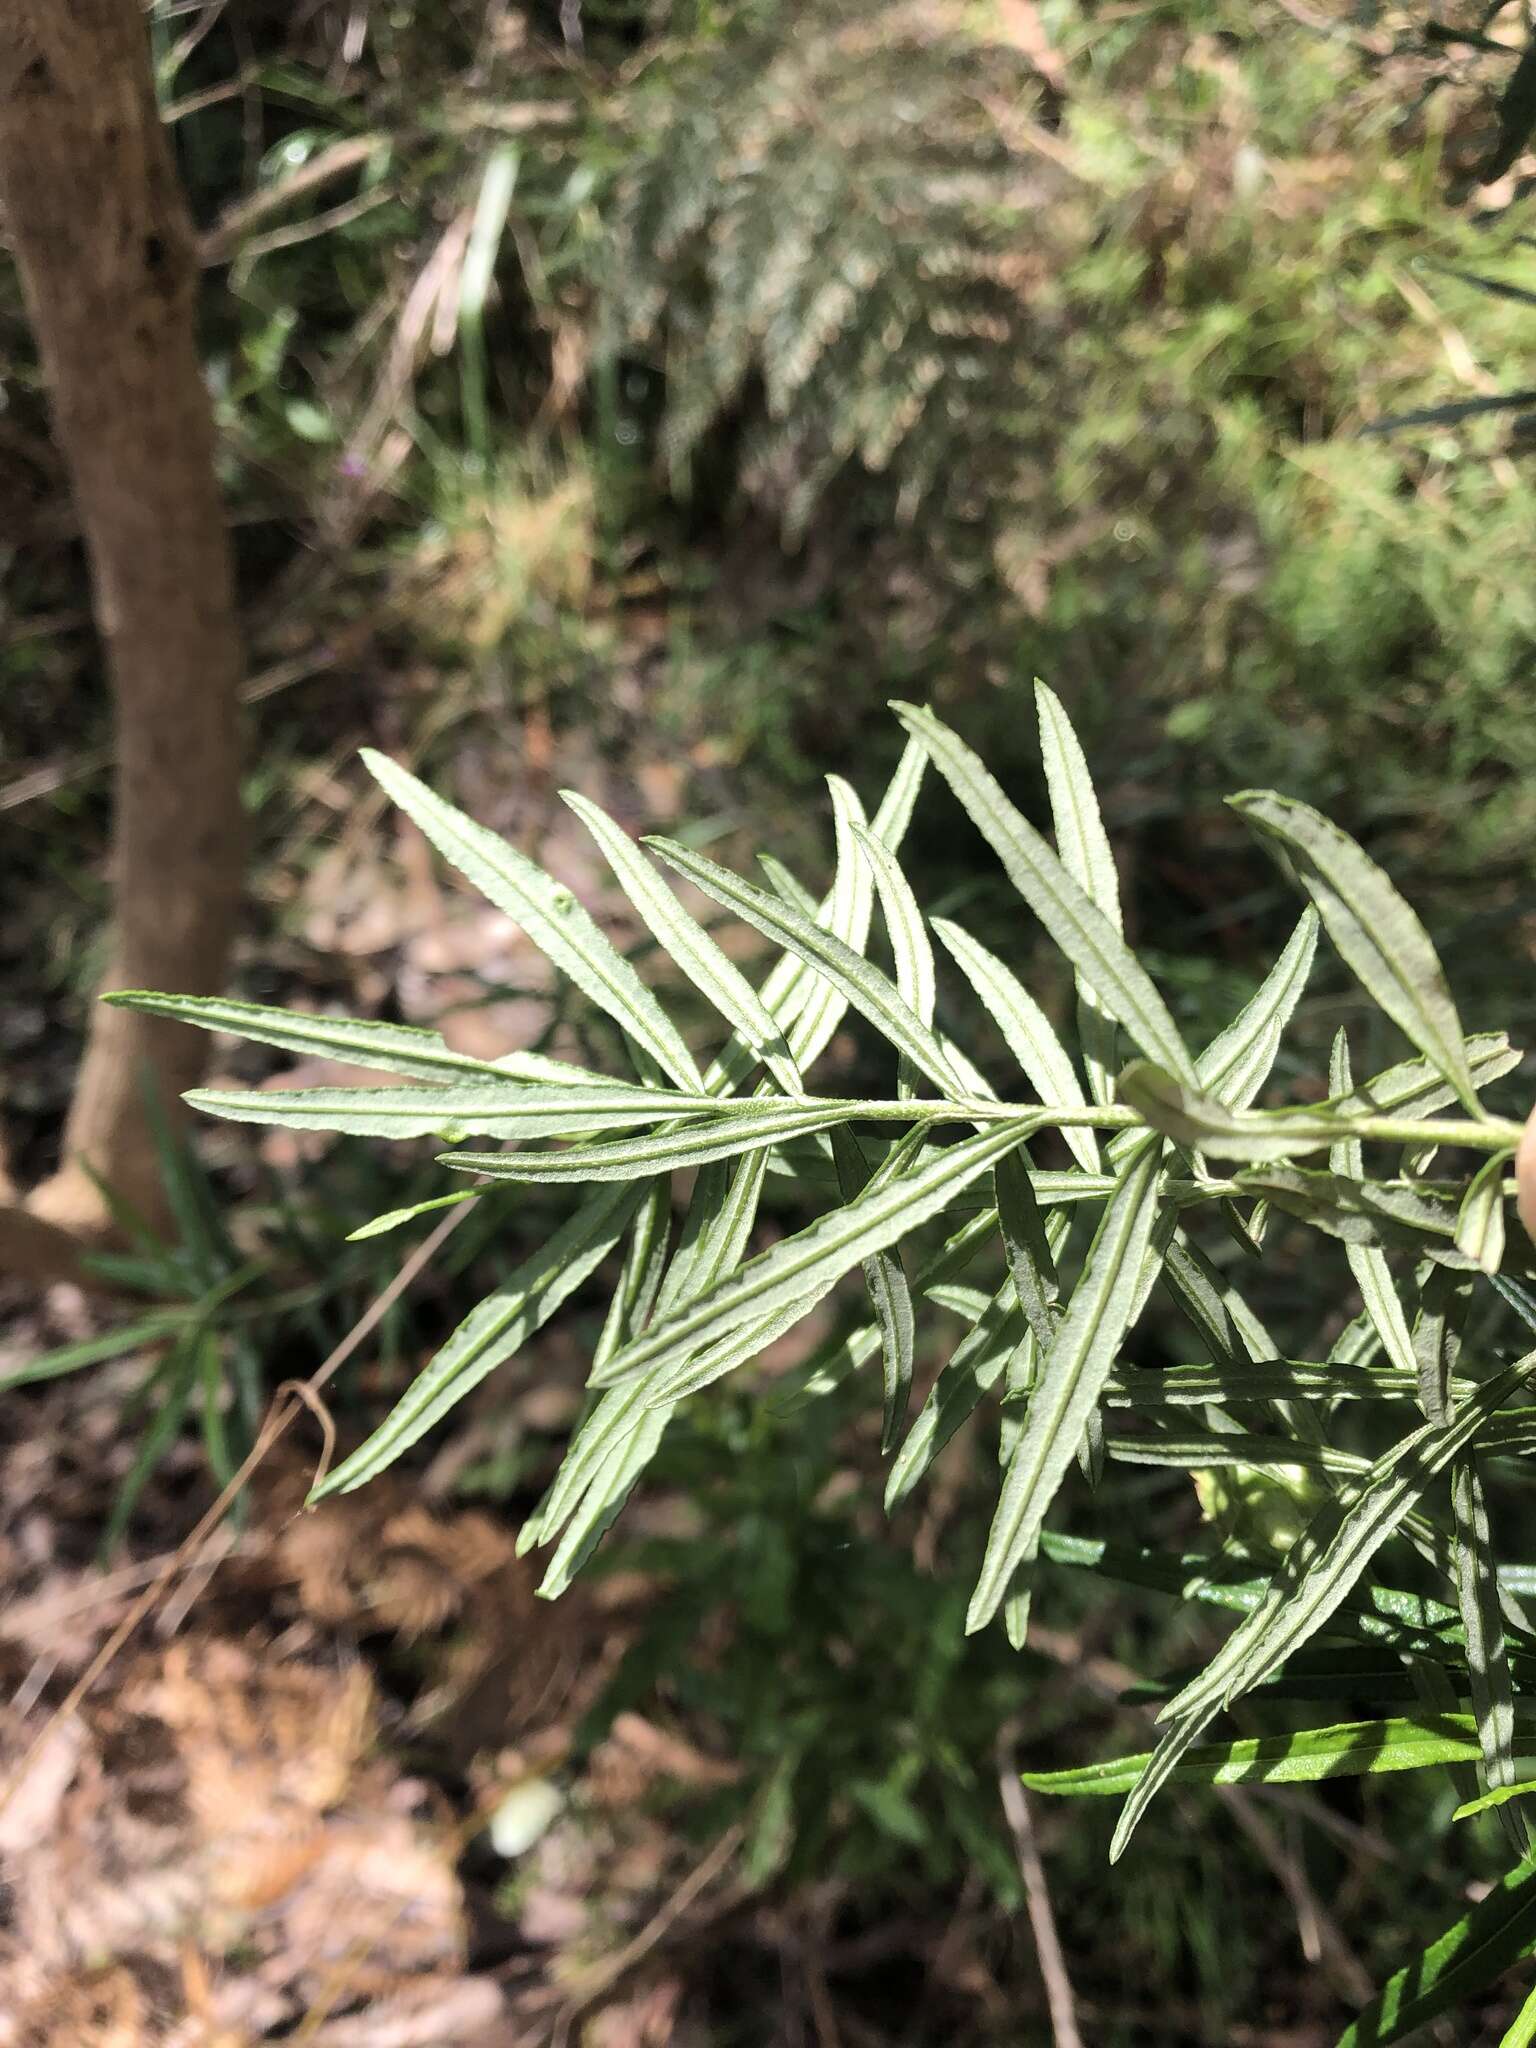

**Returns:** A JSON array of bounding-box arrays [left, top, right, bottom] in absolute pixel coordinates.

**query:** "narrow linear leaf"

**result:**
[[850, 820, 937, 1097], [893, 702, 1196, 1083], [102, 989, 618, 1089], [1105, 1361, 1467, 1408], [1229, 789, 1478, 1111], [1195, 909, 1319, 1109], [346, 1190, 481, 1240], [593, 1120, 1035, 1393], [1329, 1032, 1419, 1389], [1025, 1715, 1488, 1799], [1455, 1782, 1536, 1824], [967, 1136, 1165, 1634], [932, 916, 1098, 1171], [1035, 679, 1122, 1105], [362, 749, 703, 1091], [188, 1080, 720, 1142], [1458, 1151, 1512, 1277], [313, 1182, 642, 1498], [834, 1125, 915, 1447], [563, 789, 804, 1094], [648, 832, 965, 1098], [1500, 1979, 1536, 2048], [995, 1147, 1059, 1350], [1163, 1360, 1535, 1729], [445, 1099, 872, 1182], [1454, 1455, 1528, 1852], [1334, 1033, 1520, 1121], [1334, 1856, 1536, 2048]]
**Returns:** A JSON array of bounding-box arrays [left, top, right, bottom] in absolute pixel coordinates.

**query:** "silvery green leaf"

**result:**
[[737, 754, 921, 1084], [1329, 1031, 1419, 1389], [1035, 681, 1122, 933], [834, 1126, 916, 1447], [1229, 789, 1479, 1112], [1118, 1063, 1339, 1162], [648, 832, 966, 1097], [1457, 1152, 1511, 1277], [1333, 1033, 1520, 1119], [444, 1098, 868, 1182], [1035, 680, 1122, 1105], [757, 852, 820, 915], [1238, 1164, 1466, 1260], [1104, 1361, 1454, 1407], [1453, 1455, 1528, 1854], [1413, 1267, 1470, 1425], [1114, 1376, 1531, 1859], [1160, 1236, 1241, 1368], [312, 1182, 643, 1499], [641, 1290, 828, 1406], [994, 1148, 1059, 1350], [967, 1136, 1165, 1634], [1156, 1357, 1535, 1732], [893, 703, 1196, 1084], [656, 1144, 772, 1319], [593, 1119, 1034, 1393], [1194, 909, 1319, 1108], [538, 1405, 671, 1598], [104, 989, 623, 1089], [529, 1151, 770, 1554], [851, 821, 937, 1098], [592, 1179, 673, 1373], [884, 1281, 1023, 1509], [362, 749, 703, 1092], [563, 789, 805, 1094], [1104, 1426, 1359, 1479], [931, 916, 1099, 1172], [187, 1080, 718, 1142]]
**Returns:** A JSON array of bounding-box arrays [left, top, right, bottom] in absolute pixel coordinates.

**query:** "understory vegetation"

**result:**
[[5, 1, 1536, 2042]]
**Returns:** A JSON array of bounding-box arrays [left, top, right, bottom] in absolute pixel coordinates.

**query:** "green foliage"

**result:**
[[588, 1380, 1032, 1902], [120, 694, 1536, 2035], [606, 0, 1043, 546]]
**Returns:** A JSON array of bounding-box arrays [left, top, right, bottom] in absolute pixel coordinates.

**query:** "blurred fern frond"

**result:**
[[607, 0, 1062, 545]]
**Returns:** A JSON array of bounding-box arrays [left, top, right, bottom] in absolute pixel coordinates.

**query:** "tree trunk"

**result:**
[[0, 0, 244, 1250]]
